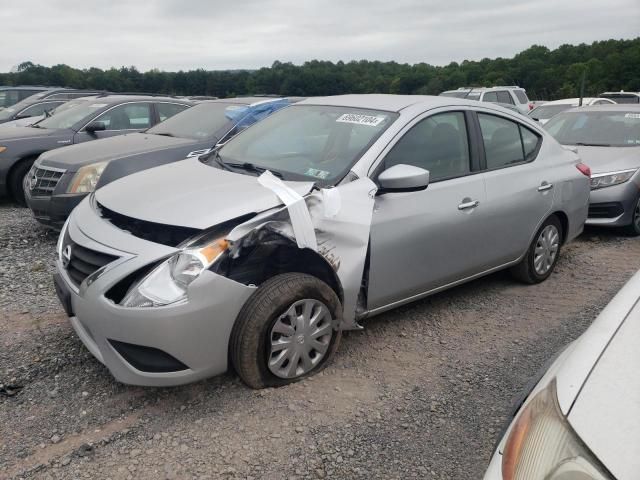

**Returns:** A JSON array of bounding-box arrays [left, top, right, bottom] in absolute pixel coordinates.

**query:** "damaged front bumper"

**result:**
[[55, 198, 256, 387]]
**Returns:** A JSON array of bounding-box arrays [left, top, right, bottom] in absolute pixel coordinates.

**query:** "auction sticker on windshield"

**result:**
[[624, 113, 640, 119], [305, 168, 331, 179], [336, 113, 386, 126]]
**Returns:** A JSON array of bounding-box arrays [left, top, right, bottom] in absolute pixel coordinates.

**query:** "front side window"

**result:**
[[496, 91, 514, 105], [478, 113, 540, 169], [483, 92, 498, 103], [384, 112, 470, 181], [217, 105, 397, 185], [545, 111, 640, 147], [156, 102, 189, 122], [514, 90, 529, 104], [93, 103, 151, 130]]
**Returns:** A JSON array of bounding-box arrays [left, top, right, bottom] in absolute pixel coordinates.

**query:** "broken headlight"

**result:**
[[121, 235, 229, 308]]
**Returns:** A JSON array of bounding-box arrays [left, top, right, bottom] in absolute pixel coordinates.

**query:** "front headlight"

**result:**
[[121, 235, 229, 308], [502, 379, 611, 479], [68, 161, 109, 193], [590, 169, 637, 190]]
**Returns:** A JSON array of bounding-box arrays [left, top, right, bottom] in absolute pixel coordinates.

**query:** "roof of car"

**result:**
[[565, 104, 640, 113], [0, 85, 56, 91], [297, 94, 476, 112], [94, 95, 192, 104], [543, 98, 602, 106]]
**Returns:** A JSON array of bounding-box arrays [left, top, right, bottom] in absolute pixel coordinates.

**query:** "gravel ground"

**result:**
[[1, 202, 639, 480]]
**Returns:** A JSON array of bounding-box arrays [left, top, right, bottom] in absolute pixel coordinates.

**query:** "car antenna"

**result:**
[[578, 70, 586, 107]]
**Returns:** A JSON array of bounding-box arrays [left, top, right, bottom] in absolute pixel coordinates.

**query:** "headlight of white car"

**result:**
[[590, 169, 637, 190], [68, 161, 109, 193], [501, 379, 611, 480], [121, 233, 229, 308]]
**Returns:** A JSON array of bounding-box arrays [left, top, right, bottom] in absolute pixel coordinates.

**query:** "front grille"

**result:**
[[588, 202, 624, 219], [64, 240, 119, 288], [28, 165, 65, 197]]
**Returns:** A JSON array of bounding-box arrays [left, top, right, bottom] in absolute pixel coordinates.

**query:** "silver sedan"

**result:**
[[53, 94, 590, 388], [484, 269, 640, 480]]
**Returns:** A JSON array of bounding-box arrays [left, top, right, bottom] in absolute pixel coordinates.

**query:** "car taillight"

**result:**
[[576, 163, 591, 177]]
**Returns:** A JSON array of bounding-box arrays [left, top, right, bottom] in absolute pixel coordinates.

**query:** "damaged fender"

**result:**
[[227, 172, 378, 330]]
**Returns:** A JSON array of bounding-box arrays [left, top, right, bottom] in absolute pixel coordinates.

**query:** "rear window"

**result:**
[[514, 90, 529, 104], [599, 94, 640, 104], [545, 110, 640, 147], [529, 104, 572, 120]]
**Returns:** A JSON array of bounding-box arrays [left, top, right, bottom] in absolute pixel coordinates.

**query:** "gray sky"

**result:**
[[1, 0, 638, 72]]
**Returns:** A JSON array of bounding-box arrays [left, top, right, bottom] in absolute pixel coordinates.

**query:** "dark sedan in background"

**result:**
[[0, 94, 192, 204], [545, 104, 640, 235], [0, 88, 105, 125], [25, 97, 294, 227]]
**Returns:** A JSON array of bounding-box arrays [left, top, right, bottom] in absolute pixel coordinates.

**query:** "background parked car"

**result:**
[[0, 88, 106, 124], [484, 268, 640, 480], [0, 85, 53, 108], [599, 91, 640, 104], [0, 97, 98, 129], [544, 104, 640, 235], [0, 94, 193, 204], [439, 86, 533, 114], [529, 97, 616, 124], [25, 97, 296, 228], [53, 95, 589, 389]]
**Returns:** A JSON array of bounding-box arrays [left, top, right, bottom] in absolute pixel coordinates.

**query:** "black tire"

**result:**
[[8, 158, 35, 206], [510, 215, 563, 284], [621, 195, 640, 237], [230, 273, 342, 389]]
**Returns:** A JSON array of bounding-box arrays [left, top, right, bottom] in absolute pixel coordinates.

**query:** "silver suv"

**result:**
[[440, 86, 532, 114]]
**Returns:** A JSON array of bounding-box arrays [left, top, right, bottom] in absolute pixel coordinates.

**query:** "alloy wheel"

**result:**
[[268, 299, 334, 379]]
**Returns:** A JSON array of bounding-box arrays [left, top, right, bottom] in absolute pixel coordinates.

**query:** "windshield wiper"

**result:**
[[574, 142, 612, 147], [225, 161, 283, 178]]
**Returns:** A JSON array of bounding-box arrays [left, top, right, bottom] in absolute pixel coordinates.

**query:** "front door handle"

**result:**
[[538, 182, 554, 192], [458, 199, 480, 210]]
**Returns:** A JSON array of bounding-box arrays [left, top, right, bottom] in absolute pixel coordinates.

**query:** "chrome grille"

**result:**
[[27, 165, 65, 197], [61, 234, 119, 288]]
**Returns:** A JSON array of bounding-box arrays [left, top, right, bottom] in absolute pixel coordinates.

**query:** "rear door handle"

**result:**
[[538, 182, 553, 192], [458, 200, 480, 210]]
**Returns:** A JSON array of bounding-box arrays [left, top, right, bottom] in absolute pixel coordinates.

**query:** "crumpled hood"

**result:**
[[95, 158, 314, 229], [567, 305, 640, 480], [0, 125, 56, 141], [576, 146, 640, 174], [40, 132, 195, 171]]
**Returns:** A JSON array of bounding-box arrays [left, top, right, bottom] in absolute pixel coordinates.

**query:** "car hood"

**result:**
[[94, 158, 314, 229], [40, 132, 197, 170], [567, 301, 640, 480], [575, 146, 640, 174], [0, 125, 59, 141]]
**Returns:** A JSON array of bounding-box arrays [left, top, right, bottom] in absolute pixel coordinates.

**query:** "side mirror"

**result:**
[[377, 164, 430, 193], [85, 121, 106, 133]]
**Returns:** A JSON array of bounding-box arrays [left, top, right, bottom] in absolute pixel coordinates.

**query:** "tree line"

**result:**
[[1, 38, 638, 100]]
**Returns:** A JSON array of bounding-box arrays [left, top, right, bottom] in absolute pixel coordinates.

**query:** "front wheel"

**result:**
[[621, 195, 640, 237], [230, 273, 342, 389], [8, 158, 35, 206], [510, 215, 563, 284]]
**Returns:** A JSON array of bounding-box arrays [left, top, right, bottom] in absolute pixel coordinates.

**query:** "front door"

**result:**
[[367, 110, 489, 310]]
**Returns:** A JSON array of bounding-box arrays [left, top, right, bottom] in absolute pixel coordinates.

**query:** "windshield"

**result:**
[[0, 90, 21, 108], [545, 110, 640, 147], [147, 102, 242, 140], [529, 104, 572, 120], [36, 100, 106, 130], [440, 91, 480, 101], [217, 105, 398, 184]]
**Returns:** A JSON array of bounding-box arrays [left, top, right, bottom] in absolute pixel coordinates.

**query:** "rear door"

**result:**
[[474, 111, 552, 264], [367, 109, 490, 310], [73, 102, 153, 143]]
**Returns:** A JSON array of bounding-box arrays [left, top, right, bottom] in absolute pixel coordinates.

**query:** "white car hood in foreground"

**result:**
[[568, 302, 640, 480]]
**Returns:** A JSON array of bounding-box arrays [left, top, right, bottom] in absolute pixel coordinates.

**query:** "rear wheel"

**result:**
[[510, 215, 562, 284], [230, 273, 342, 389], [8, 158, 35, 206], [622, 195, 640, 237]]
